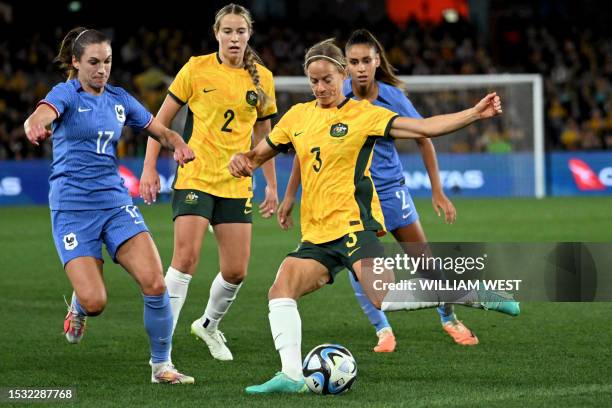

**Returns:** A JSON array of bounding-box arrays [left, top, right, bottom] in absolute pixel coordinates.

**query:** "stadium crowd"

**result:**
[[0, 2, 610, 160]]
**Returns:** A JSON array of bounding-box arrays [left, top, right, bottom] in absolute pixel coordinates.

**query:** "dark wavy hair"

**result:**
[[54, 27, 110, 79]]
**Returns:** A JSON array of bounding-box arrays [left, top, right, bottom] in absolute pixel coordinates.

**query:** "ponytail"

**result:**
[[243, 45, 270, 110]]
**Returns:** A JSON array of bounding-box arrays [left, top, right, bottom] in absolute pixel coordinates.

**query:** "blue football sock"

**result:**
[[143, 290, 173, 364], [349, 272, 390, 333], [437, 304, 457, 324]]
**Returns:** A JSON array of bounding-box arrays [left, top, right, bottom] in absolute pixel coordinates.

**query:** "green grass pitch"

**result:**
[[1, 197, 612, 407]]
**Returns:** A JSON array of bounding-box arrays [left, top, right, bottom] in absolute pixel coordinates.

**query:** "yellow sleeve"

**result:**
[[368, 105, 400, 138], [168, 59, 193, 105], [257, 69, 277, 120], [265, 110, 293, 153]]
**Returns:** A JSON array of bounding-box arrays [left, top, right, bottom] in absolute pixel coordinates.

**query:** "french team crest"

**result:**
[[115, 104, 126, 123], [246, 90, 258, 107], [63, 233, 78, 250], [330, 123, 349, 137]]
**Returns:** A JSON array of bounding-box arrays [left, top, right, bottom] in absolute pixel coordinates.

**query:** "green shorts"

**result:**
[[172, 189, 252, 225], [287, 230, 385, 283]]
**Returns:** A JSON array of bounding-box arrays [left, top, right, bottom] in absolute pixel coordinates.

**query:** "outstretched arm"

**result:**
[[389, 92, 502, 139], [24, 104, 56, 146], [229, 138, 279, 178]]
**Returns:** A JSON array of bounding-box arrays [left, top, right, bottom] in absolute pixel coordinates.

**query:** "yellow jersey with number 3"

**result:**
[[169, 53, 277, 198], [266, 98, 399, 244]]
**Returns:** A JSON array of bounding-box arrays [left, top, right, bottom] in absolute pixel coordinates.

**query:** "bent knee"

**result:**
[[80, 294, 107, 316], [222, 268, 247, 285], [172, 251, 201, 275], [268, 283, 290, 300], [172, 259, 199, 275], [268, 279, 302, 300], [141, 276, 166, 296]]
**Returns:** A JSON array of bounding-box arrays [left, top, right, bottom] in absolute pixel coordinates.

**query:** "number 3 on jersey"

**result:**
[[96, 131, 114, 154], [310, 147, 322, 172]]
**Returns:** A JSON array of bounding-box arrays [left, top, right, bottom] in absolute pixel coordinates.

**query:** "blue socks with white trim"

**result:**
[[143, 290, 173, 363]]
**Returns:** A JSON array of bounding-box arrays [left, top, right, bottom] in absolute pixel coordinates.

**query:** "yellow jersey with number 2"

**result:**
[[169, 53, 277, 198]]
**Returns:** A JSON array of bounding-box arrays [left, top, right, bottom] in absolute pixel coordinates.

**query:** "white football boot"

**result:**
[[150, 361, 195, 384], [190, 319, 233, 361]]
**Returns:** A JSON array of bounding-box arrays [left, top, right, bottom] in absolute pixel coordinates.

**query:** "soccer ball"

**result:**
[[302, 344, 357, 395]]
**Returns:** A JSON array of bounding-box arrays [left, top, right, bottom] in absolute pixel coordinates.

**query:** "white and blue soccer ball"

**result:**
[[302, 344, 357, 395]]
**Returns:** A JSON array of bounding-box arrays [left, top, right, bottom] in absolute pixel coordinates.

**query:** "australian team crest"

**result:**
[[330, 123, 349, 137], [185, 191, 199, 205], [246, 90, 258, 107], [115, 104, 126, 123]]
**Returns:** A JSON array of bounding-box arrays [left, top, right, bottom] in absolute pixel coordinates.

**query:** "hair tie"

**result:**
[[305, 55, 345, 69], [73, 29, 90, 50]]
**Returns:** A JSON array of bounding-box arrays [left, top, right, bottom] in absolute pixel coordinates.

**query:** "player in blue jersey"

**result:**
[[277, 29, 477, 351], [24, 27, 195, 384]]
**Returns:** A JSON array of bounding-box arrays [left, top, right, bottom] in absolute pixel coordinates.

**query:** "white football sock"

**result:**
[[201, 272, 242, 332], [381, 278, 440, 311], [269, 298, 303, 382], [380, 278, 481, 311], [165, 266, 192, 333], [381, 299, 442, 311]]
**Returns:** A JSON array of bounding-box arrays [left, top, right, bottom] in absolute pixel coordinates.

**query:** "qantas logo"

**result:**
[[118, 165, 140, 197], [568, 159, 607, 191], [404, 170, 484, 190]]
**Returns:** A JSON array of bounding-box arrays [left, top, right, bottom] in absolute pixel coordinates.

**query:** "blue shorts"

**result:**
[[51, 205, 149, 266], [378, 184, 419, 232]]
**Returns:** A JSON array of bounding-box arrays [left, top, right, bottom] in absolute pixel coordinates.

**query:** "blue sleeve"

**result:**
[[40, 82, 74, 117], [123, 91, 153, 130], [343, 78, 353, 96], [393, 89, 422, 119]]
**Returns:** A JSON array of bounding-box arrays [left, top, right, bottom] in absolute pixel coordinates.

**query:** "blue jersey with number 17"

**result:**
[[343, 79, 422, 193], [40, 79, 153, 211]]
